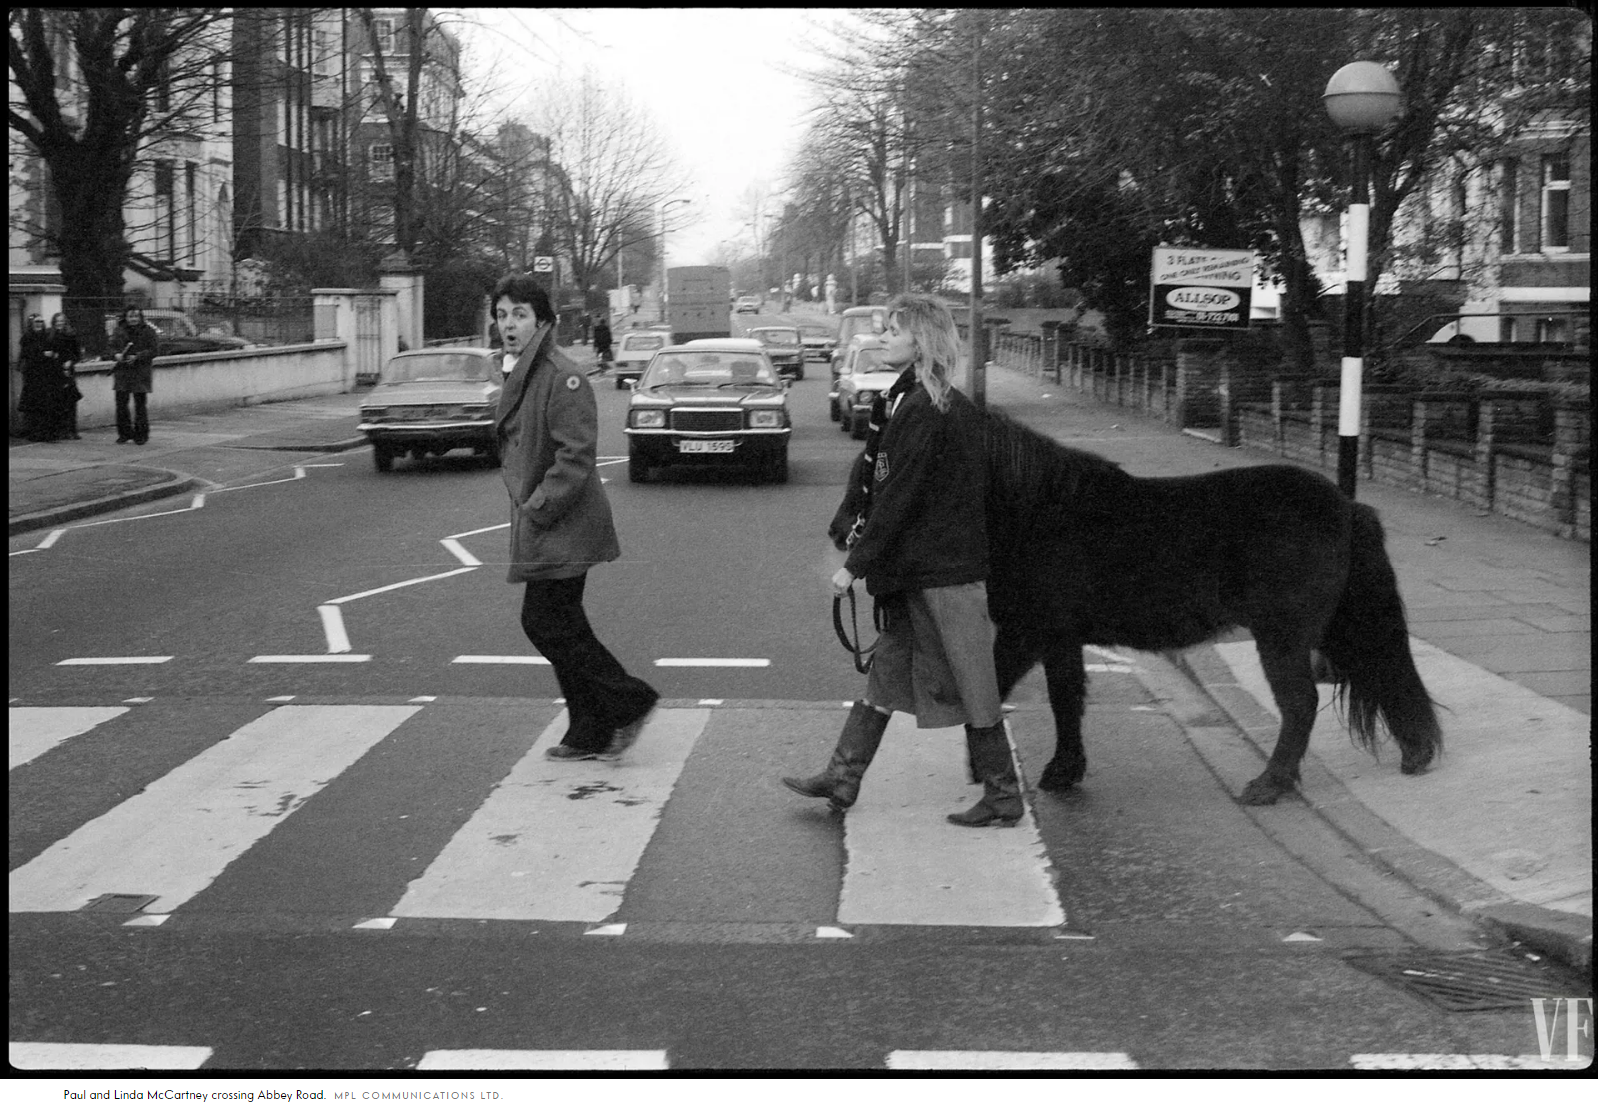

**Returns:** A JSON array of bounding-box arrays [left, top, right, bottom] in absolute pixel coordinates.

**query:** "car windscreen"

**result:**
[[621, 335, 667, 352], [644, 352, 777, 386], [853, 349, 893, 373], [751, 329, 799, 345], [383, 353, 491, 383]]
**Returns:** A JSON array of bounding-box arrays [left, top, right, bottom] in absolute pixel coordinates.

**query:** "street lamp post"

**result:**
[[1323, 60, 1402, 498], [659, 198, 691, 321]]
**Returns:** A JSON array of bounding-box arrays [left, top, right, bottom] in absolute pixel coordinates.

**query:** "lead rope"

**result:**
[[832, 586, 882, 674]]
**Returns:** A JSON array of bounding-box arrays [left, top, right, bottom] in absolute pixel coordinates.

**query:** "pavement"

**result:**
[[9, 325, 1591, 976]]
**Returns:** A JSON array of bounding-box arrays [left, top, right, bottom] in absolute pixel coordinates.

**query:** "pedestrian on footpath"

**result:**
[[782, 292, 1020, 827], [17, 314, 58, 441], [491, 273, 658, 761], [592, 315, 613, 369], [47, 312, 83, 440], [109, 306, 159, 445]]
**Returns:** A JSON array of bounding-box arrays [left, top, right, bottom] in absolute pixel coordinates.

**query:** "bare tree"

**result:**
[[9, 7, 241, 338], [518, 69, 689, 305]]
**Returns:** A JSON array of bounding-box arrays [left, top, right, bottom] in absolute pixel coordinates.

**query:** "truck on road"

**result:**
[[666, 266, 732, 344]]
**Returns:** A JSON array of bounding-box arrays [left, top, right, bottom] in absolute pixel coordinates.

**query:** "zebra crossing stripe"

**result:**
[[418, 1049, 669, 1070], [8, 1042, 212, 1070], [839, 720, 1065, 927], [8, 705, 418, 913], [888, 1050, 1137, 1070], [9, 706, 128, 770], [389, 708, 709, 922]]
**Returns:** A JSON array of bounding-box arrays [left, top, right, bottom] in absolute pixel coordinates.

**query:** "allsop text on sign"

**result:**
[[1149, 247, 1254, 330]]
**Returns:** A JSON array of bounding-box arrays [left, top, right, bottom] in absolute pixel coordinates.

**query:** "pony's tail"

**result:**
[[1320, 503, 1443, 774]]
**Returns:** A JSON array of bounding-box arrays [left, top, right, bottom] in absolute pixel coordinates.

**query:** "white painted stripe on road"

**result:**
[[9, 1042, 213, 1070], [9, 705, 418, 913], [1085, 664, 1136, 673], [1350, 1054, 1585, 1070], [9, 706, 129, 770], [318, 604, 353, 654], [248, 654, 371, 663], [390, 708, 708, 922], [440, 538, 482, 566], [56, 657, 173, 665], [452, 654, 551, 665], [888, 1050, 1137, 1070], [418, 1049, 668, 1071], [839, 720, 1064, 927], [325, 565, 475, 605], [654, 658, 770, 667]]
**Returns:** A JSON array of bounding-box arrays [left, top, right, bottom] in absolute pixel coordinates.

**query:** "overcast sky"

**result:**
[[458, 7, 841, 267]]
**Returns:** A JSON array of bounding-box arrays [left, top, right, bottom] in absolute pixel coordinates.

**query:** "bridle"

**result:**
[[832, 585, 882, 674]]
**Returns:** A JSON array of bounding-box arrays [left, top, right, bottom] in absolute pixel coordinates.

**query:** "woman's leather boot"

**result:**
[[781, 701, 891, 812], [947, 723, 1023, 827]]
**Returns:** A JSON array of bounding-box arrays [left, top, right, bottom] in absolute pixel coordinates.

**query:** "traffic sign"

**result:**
[[533, 256, 554, 273], [1149, 247, 1254, 330]]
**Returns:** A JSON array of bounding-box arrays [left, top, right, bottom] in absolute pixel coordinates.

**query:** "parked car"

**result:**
[[612, 326, 675, 389], [624, 338, 792, 484], [834, 338, 899, 438], [830, 305, 887, 379], [733, 294, 763, 314], [103, 309, 254, 357], [746, 325, 805, 380], [357, 347, 502, 472], [828, 331, 894, 421]]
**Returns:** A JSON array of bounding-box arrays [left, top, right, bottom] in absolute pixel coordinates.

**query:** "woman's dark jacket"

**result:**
[[110, 321, 159, 394], [17, 329, 53, 413], [839, 377, 989, 597]]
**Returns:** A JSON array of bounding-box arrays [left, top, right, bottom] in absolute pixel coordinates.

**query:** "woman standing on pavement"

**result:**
[[782, 292, 1022, 827], [492, 273, 658, 760], [109, 306, 159, 445], [17, 314, 58, 441], [47, 312, 83, 440]]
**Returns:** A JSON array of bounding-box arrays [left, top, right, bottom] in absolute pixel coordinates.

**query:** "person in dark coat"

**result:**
[[592, 316, 613, 368], [492, 273, 658, 760], [17, 314, 58, 441], [109, 306, 159, 444], [783, 293, 1020, 828], [47, 312, 83, 440]]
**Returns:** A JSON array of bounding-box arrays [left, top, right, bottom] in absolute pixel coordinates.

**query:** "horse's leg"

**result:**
[[1239, 631, 1320, 805], [1037, 637, 1088, 792]]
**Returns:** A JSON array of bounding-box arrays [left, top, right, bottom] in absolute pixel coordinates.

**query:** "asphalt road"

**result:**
[[9, 312, 1582, 1073]]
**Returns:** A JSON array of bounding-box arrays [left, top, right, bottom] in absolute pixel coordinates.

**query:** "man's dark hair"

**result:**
[[491, 273, 555, 325]]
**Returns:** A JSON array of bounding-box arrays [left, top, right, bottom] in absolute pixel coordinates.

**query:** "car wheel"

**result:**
[[839, 407, 852, 434], [628, 453, 649, 483], [373, 444, 394, 473], [829, 396, 840, 422], [766, 452, 788, 484], [483, 443, 502, 469]]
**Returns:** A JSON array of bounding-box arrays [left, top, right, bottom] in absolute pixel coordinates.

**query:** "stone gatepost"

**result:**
[[1551, 401, 1589, 538], [379, 250, 425, 352]]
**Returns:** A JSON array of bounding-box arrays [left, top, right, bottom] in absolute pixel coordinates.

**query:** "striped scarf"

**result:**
[[844, 365, 919, 548]]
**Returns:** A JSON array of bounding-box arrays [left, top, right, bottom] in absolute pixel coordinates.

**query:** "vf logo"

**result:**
[[1530, 997, 1594, 1064]]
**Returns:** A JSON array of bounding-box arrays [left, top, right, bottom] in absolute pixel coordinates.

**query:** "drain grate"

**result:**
[[1344, 950, 1593, 1012], [80, 893, 158, 914]]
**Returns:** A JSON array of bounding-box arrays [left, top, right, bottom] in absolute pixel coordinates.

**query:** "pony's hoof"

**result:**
[[1238, 776, 1292, 806], [1038, 759, 1085, 793], [1399, 750, 1436, 775]]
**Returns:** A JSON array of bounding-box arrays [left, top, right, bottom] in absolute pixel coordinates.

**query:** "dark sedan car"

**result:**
[[624, 339, 792, 483], [357, 347, 502, 472], [746, 325, 805, 380]]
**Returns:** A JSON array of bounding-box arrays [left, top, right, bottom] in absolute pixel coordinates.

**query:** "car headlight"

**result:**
[[748, 409, 780, 429], [857, 391, 875, 404], [631, 409, 666, 428]]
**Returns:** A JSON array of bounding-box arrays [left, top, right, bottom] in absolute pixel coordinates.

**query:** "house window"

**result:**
[[370, 143, 394, 182], [372, 18, 395, 54], [1541, 154, 1570, 252], [1498, 158, 1519, 255], [185, 162, 198, 264], [154, 159, 176, 260]]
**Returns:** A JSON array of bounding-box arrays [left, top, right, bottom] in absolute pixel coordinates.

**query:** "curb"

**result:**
[[9, 472, 204, 537], [1170, 644, 1593, 975]]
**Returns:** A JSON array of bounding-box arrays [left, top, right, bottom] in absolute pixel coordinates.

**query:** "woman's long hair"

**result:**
[[885, 293, 962, 412]]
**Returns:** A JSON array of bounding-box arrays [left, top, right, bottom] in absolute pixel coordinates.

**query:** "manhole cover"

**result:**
[[1344, 950, 1592, 1012], [80, 893, 158, 914]]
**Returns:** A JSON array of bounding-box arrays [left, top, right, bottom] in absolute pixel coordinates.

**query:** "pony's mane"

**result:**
[[983, 407, 1128, 513]]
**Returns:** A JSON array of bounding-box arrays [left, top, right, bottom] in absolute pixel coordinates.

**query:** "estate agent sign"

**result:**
[[1149, 247, 1254, 330]]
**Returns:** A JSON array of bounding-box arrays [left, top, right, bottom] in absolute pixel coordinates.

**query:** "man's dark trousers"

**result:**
[[520, 574, 657, 752]]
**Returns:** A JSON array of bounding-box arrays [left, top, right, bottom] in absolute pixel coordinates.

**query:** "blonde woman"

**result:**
[[782, 293, 1020, 827]]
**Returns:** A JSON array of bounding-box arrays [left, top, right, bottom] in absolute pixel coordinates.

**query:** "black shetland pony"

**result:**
[[834, 409, 1442, 806]]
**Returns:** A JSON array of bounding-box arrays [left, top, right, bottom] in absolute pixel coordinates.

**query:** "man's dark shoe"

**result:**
[[603, 706, 656, 759], [545, 743, 606, 762]]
